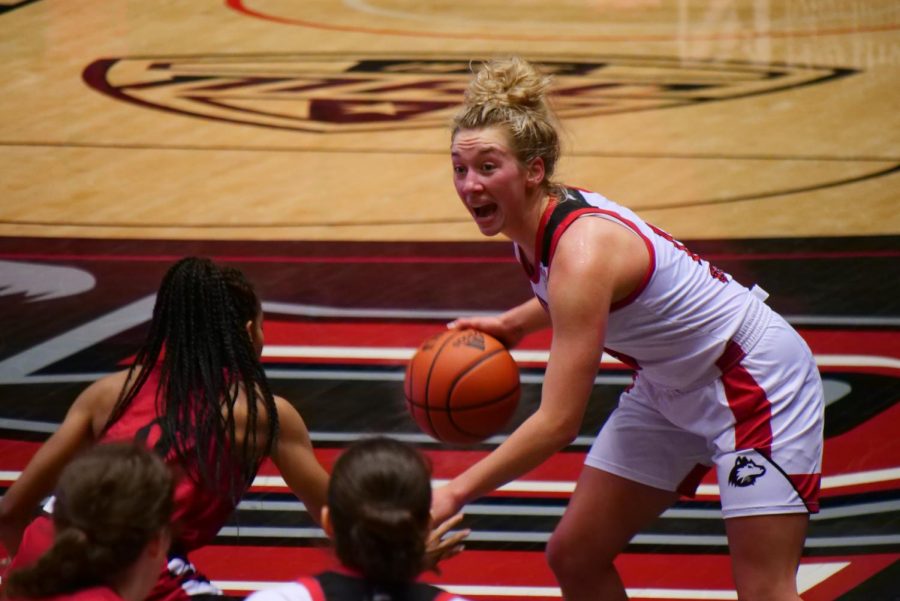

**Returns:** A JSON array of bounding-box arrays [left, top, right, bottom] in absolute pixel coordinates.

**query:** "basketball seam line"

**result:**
[[444, 348, 516, 437]]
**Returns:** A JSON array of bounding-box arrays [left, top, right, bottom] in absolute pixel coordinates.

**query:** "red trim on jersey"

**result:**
[[790, 473, 822, 513], [603, 346, 641, 371], [296, 575, 326, 601], [514, 243, 534, 280], [676, 463, 712, 497], [610, 220, 655, 311], [546, 207, 594, 265], [434, 592, 458, 601], [524, 198, 559, 284], [540, 203, 656, 312], [716, 340, 773, 458]]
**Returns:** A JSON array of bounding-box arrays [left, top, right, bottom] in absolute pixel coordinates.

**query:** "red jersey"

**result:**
[[101, 368, 248, 552], [8, 585, 124, 601], [10, 368, 256, 601]]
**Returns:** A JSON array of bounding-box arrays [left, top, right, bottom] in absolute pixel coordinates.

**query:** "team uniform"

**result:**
[[516, 187, 823, 517], [245, 570, 467, 601], [9, 368, 252, 601]]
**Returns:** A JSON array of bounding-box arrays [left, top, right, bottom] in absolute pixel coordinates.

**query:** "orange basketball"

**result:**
[[404, 329, 520, 444]]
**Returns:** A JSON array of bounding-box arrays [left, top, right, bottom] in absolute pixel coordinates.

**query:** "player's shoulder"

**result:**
[[273, 395, 305, 423], [552, 216, 624, 270], [96, 369, 132, 394], [72, 369, 130, 410]]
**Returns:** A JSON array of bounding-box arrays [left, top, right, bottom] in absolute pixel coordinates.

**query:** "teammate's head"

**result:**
[[324, 437, 433, 585], [452, 56, 562, 196], [104, 257, 277, 495], [4, 443, 174, 599]]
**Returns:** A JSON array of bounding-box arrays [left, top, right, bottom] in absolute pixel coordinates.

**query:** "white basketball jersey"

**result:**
[[515, 188, 773, 389]]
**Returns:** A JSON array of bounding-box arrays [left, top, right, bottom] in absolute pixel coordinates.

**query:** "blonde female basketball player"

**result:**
[[432, 57, 824, 600]]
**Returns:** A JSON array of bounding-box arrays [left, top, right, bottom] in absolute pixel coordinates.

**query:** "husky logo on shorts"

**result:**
[[728, 456, 766, 487]]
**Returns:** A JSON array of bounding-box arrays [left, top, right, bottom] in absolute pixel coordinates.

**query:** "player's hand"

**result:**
[[447, 316, 524, 348], [423, 512, 469, 574]]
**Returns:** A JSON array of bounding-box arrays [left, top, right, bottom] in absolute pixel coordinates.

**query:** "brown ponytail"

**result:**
[[5, 443, 174, 598]]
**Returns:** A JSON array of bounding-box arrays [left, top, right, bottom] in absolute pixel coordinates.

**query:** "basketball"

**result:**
[[404, 329, 520, 444]]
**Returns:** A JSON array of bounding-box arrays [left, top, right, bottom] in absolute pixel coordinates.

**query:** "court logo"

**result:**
[[82, 54, 854, 134], [728, 456, 766, 487]]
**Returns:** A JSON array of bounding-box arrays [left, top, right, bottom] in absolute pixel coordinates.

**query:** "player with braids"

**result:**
[[246, 437, 469, 601], [104, 258, 275, 497], [0, 257, 329, 601], [435, 57, 824, 600], [4, 443, 174, 601]]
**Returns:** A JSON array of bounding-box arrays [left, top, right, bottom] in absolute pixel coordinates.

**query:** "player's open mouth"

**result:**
[[473, 203, 498, 219]]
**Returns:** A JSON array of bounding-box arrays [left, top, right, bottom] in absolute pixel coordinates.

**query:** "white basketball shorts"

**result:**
[[586, 315, 824, 519]]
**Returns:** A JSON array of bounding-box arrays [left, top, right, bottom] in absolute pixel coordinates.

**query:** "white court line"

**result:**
[[261, 345, 900, 371], [234, 497, 900, 520], [261, 345, 583, 365], [145, 523, 900, 549], [211, 561, 847, 598], [248, 465, 900, 494], [0, 295, 156, 382], [3, 465, 898, 495]]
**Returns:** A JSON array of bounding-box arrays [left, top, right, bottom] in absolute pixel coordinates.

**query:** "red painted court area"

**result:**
[[0, 237, 898, 598]]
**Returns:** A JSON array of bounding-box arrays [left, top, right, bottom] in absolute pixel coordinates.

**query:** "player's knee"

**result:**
[[546, 525, 613, 581], [546, 527, 575, 578]]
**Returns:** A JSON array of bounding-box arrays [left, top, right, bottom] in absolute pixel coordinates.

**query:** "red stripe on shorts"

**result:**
[[716, 340, 773, 458], [789, 473, 822, 513]]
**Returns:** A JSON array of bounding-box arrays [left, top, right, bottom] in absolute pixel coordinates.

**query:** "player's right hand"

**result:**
[[447, 316, 523, 348]]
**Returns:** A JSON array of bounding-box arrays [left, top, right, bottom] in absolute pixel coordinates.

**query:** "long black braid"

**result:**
[[102, 257, 278, 497]]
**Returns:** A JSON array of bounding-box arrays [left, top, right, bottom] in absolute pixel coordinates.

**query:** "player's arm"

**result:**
[[0, 373, 122, 555], [449, 297, 550, 348], [270, 396, 329, 526], [434, 219, 646, 522]]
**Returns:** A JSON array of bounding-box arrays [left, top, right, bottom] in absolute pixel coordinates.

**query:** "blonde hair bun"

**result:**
[[452, 56, 562, 195], [464, 56, 552, 113]]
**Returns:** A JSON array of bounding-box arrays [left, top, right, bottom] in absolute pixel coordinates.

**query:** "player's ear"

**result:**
[[321, 505, 334, 538], [525, 157, 545, 189]]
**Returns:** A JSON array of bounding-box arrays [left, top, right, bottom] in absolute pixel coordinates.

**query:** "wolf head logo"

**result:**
[[728, 456, 766, 487]]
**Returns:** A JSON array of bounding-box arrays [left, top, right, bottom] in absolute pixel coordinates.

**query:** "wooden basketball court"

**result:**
[[1, 1, 898, 598]]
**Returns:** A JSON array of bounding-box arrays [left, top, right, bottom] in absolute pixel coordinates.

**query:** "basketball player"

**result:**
[[4, 443, 175, 601], [246, 437, 469, 601], [433, 57, 824, 600], [0, 257, 329, 601]]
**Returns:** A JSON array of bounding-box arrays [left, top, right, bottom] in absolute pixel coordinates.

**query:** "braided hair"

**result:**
[[102, 257, 277, 496], [328, 437, 433, 587], [4, 443, 174, 597]]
